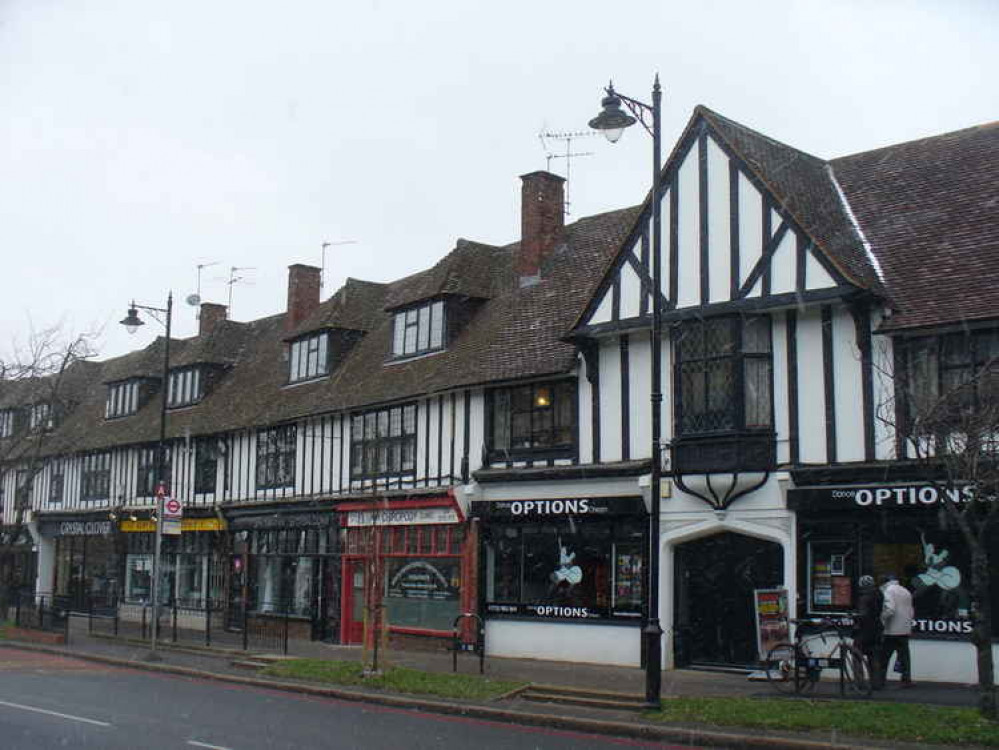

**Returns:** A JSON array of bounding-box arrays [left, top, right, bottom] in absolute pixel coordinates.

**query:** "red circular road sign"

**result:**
[[164, 498, 182, 515]]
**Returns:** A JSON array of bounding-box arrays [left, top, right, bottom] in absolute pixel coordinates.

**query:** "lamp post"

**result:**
[[120, 293, 173, 661], [589, 76, 663, 708]]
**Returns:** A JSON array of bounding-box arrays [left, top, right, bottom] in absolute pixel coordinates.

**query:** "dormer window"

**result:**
[[168, 366, 204, 408], [289, 332, 330, 383], [391, 300, 445, 358], [0, 409, 14, 438], [30, 402, 53, 431], [106, 379, 141, 419]]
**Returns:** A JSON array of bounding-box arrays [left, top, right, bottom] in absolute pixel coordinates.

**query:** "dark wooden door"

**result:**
[[673, 532, 783, 668]]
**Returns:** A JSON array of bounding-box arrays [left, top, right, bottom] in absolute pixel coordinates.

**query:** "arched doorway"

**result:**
[[673, 532, 783, 668]]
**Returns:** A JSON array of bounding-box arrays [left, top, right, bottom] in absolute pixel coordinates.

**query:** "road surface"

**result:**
[[0, 648, 707, 749]]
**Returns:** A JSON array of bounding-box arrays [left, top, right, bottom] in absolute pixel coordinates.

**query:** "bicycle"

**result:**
[[765, 617, 873, 697]]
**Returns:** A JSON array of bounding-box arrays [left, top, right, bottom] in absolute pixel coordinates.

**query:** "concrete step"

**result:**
[[231, 659, 274, 670], [520, 684, 647, 711]]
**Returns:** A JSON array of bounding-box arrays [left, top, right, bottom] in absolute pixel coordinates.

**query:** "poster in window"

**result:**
[[831, 576, 852, 607], [754, 588, 789, 660], [613, 551, 643, 614], [384, 558, 460, 631]]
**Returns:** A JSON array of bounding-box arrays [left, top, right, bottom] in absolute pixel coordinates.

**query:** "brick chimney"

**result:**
[[286, 264, 322, 331], [198, 302, 227, 337], [517, 171, 565, 286]]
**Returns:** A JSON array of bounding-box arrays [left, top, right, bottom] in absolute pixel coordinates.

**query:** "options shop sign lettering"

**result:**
[[788, 484, 990, 511]]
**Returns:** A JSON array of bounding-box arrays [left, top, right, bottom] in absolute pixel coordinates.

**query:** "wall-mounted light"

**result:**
[[534, 387, 551, 408]]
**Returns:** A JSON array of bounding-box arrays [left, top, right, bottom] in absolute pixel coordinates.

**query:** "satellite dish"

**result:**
[[186, 293, 201, 306]]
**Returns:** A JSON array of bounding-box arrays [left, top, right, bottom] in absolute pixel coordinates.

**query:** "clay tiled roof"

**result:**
[[19, 204, 637, 454], [285, 278, 388, 340], [382, 239, 508, 311], [831, 121, 999, 331]]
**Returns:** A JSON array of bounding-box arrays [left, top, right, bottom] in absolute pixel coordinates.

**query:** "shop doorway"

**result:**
[[340, 560, 367, 644], [673, 532, 783, 669]]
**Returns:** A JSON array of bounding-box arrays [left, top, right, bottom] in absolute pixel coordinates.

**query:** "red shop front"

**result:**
[[338, 494, 477, 647]]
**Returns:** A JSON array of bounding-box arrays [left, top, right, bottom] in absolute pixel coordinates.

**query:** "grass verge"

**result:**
[[649, 696, 999, 746], [261, 659, 524, 702]]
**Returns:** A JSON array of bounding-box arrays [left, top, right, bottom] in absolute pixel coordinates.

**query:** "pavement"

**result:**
[[0, 616, 988, 750]]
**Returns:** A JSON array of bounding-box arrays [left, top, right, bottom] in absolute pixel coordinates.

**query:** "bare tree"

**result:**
[[878, 335, 998, 720], [0, 325, 99, 610]]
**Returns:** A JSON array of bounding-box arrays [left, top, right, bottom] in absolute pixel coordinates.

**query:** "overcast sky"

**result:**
[[2, 0, 996, 363]]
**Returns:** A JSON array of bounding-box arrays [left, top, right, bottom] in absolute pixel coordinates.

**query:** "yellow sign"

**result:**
[[120, 518, 225, 533]]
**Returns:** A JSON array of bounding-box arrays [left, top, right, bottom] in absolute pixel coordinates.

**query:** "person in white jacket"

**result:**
[[880, 573, 915, 686]]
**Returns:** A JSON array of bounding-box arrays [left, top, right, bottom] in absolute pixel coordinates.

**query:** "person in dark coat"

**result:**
[[854, 574, 884, 689]]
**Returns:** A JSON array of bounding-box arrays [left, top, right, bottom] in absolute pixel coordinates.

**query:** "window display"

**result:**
[[807, 541, 855, 611], [484, 515, 645, 620], [383, 557, 460, 631], [799, 517, 996, 638]]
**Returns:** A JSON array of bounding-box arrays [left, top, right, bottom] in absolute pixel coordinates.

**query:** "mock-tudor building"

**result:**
[[0, 107, 996, 684]]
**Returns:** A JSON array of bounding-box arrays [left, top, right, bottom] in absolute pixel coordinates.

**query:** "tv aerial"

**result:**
[[321, 240, 358, 291], [186, 261, 219, 310], [538, 128, 595, 216], [224, 265, 256, 317]]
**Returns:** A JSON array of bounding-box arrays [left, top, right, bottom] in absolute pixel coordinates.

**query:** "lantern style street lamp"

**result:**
[[590, 76, 664, 708], [120, 293, 173, 660]]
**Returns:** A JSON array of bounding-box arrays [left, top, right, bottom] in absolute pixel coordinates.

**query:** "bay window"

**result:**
[[901, 328, 999, 438], [676, 315, 772, 434], [673, 315, 774, 473]]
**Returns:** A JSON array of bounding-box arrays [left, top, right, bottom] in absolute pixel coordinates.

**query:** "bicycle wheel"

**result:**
[[841, 644, 873, 697], [765, 642, 803, 695]]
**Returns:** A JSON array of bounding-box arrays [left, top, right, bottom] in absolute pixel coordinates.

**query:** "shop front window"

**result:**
[[176, 553, 206, 607], [122, 534, 215, 607], [383, 557, 461, 631], [250, 556, 315, 616], [484, 517, 645, 620], [125, 554, 152, 603], [802, 518, 998, 639]]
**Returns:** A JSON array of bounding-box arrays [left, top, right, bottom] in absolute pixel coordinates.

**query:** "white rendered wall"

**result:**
[[772, 314, 791, 465], [796, 310, 827, 463], [832, 306, 865, 462], [486, 620, 641, 666], [33, 532, 56, 597], [598, 340, 623, 462], [675, 151, 701, 308], [706, 138, 731, 302], [908, 640, 999, 685]]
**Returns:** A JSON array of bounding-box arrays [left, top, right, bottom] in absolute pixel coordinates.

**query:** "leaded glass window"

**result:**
[[676, 316, 772, 435]]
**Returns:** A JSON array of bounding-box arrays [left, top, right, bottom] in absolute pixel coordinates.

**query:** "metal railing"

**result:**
[[83, 596, 317, 655], [1, 592, 71, 641]]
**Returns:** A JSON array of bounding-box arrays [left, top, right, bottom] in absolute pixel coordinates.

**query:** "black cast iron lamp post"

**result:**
[[589, 76, 663, 708], [120, 293, 173, 661]]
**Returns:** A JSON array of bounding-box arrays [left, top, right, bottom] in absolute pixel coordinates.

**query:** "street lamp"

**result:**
[[120, 293, 173, 660], [589, 76, 663, 708]]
